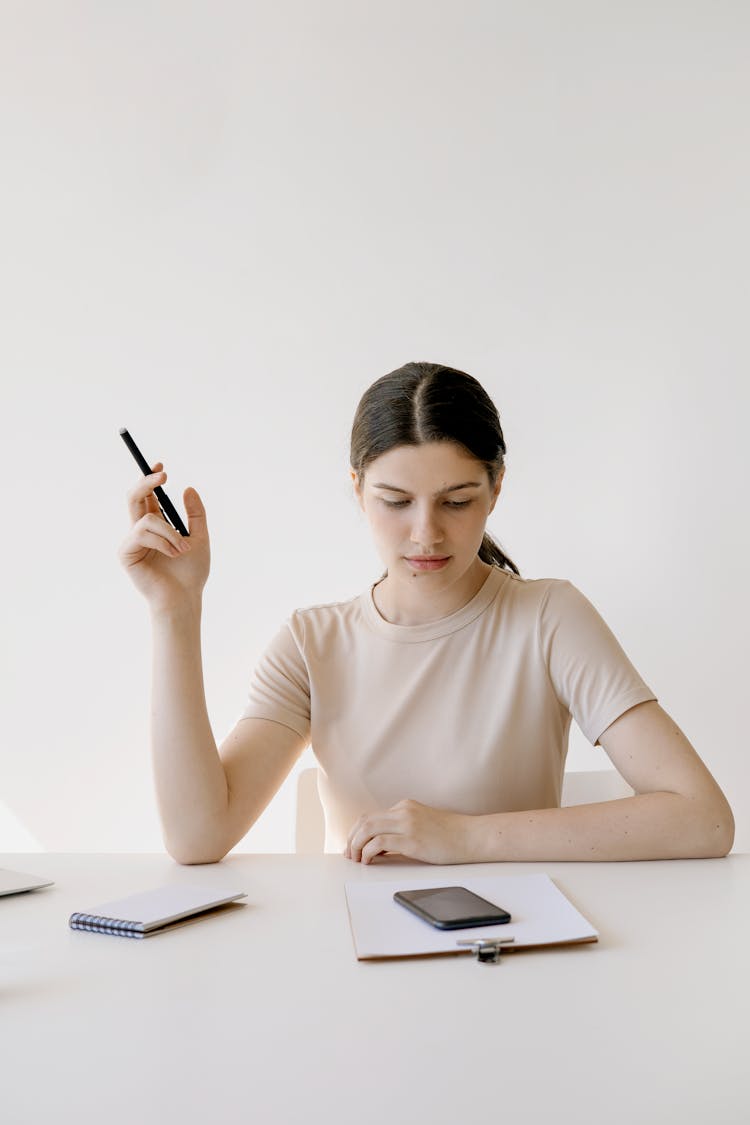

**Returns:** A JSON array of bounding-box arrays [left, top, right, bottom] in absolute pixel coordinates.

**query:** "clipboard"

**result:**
[[344, 873, 598, 962]]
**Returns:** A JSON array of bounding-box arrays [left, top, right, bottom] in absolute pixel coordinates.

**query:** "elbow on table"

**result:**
[[712, 809, 735, 858], [171, 851, 228, 866], [693, 794, 735, 858], [164, 836, 230, 866]]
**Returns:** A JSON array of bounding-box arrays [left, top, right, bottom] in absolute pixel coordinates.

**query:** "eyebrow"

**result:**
[[371, 481, 483, 496]]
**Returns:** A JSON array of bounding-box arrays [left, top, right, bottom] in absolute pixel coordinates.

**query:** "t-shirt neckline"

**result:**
[[361, 565, 508, 643]]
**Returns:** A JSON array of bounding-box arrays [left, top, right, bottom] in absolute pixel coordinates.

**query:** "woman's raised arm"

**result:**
[[119, 466, 304, 863]]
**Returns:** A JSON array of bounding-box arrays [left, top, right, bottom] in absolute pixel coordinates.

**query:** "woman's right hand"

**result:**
[[118, 462, 211, 612]]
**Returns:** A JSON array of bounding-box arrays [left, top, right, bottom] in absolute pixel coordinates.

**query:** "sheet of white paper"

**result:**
[[344, 873, 598, 959]]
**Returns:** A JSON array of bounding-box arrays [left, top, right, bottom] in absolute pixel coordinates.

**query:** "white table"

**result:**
[[2, 852, 748, 1124]]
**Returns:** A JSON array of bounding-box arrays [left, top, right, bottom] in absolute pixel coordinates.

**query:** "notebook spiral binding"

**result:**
[[69, 913, 146, 938]]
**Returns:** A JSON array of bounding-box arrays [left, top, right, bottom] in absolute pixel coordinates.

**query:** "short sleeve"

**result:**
[[537, 580, 657, 746], [240, 617, 311, 741]]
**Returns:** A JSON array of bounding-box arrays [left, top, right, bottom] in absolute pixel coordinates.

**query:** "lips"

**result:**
[[403, 555, 452, 571]]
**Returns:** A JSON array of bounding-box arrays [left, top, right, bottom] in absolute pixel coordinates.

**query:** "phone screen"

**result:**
[[394, 886, 512, 930]]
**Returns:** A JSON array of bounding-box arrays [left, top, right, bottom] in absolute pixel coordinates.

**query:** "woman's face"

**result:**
[[351, 441, 503, 585]]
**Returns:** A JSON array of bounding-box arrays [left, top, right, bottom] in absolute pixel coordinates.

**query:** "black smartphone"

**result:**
[[393, 886, 512, 930], [119, 428, 189, 537]]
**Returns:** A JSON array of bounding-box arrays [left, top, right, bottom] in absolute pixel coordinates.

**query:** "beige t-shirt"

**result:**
[[241, 566, 657, 851]]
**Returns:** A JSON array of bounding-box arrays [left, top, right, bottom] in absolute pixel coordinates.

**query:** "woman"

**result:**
[[119, 362, 735, 865]]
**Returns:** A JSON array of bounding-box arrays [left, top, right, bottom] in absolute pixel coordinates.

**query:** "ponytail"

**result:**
[[479, 531, 520, 576]]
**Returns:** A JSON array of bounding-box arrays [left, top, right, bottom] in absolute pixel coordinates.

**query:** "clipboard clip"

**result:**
[[456, 936, 515, 964]]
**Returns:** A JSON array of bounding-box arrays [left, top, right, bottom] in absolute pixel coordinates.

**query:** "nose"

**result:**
[[409, 504, 445, 550]]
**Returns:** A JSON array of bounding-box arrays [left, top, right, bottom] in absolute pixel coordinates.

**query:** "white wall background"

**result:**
[[1, 0, 747, 855]]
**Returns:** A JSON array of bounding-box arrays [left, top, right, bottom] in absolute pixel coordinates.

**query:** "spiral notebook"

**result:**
[[69, 884, 247, 938]]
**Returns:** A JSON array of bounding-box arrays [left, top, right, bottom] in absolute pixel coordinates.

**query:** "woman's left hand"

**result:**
[[344, 799, 473, 865]]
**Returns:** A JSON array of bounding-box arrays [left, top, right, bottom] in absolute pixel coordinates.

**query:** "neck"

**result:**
[[372, 558, 492, 626]]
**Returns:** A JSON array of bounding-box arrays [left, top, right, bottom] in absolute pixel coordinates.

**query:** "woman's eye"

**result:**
[[380, 498, 472, 509]]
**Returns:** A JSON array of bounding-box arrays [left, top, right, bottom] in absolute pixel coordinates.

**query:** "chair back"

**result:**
[[295, 767, 326, 854]]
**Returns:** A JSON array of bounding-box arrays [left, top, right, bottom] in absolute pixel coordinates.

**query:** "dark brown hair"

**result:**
[[350, 361, 520, 575]]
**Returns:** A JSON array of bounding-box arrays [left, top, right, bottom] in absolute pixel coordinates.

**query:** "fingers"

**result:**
[[360, 834, 401, 865], [345, 812, 368, 860], [346, 810, 399, 863], [345, 800, 430, 863], [126, 466, 203, 543], [127, 463, 166, 524], [183, 486, 208, 537], [121, 512, 192, 562]]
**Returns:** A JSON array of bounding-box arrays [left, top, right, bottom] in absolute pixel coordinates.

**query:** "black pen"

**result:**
[[119, 428, 190, 537]]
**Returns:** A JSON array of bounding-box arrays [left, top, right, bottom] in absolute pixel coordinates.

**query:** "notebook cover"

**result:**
[[69, 884, 247, 934]]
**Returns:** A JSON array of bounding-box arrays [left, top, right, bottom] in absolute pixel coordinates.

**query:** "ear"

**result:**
[[350, 468, 365, 511], [488, 467, 505, 514]]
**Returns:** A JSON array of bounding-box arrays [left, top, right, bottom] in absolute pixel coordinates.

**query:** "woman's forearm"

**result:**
[[463, 792, 735, 863], [150, 599, 229, 863]]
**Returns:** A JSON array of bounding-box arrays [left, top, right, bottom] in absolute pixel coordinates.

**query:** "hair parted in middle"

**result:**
[[350, 361, 519, 575]]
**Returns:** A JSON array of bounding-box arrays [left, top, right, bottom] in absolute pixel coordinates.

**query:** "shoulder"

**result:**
[[495, 572, 607, 641], [251, 592, 363, 680], [284, 589, 366, 646], [496, 570, 581, 615]]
